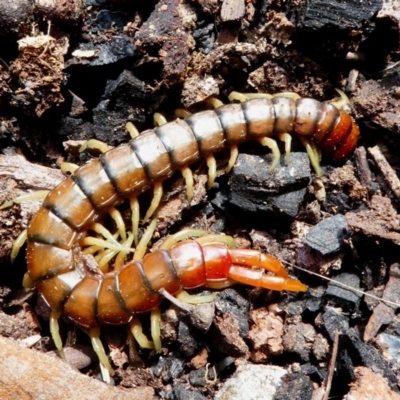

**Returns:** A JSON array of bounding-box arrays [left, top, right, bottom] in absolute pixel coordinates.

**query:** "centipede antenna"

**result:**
[[10, 229, 28, 264], [130, 318, 155, 349], [143, 181, 163, 223], [130, 197, 140, 245], [259, 137, 281, 170], [126, 121, 140, 139], [206, 155, 217, 189], [150, 308, 162, 352], [225, 145, 239, 173], [181, 166, 194, 202]]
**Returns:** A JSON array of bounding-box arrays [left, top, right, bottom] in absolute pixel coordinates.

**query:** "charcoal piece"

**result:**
[[229, 153, 311, 219], [103, 70, 153, 109], [178, 320, 198, 357], [284, 296, 322, 316], [189, 368, 207, 387], [343, 328, 397, 388], [326, 273, 362, 308], [152, 354, 186, 383], [91, 70, 154, 144], [173, 384, 208, 400], [321, 307, 350, 342], [296, 0, 382, 31], [300, 363, 324, 381], [304, 214, 348, 255], [193, 21, 215, 53], [90, 36, 137, 66], [273, 374, 313, 400], [215, 289, 250, 337]]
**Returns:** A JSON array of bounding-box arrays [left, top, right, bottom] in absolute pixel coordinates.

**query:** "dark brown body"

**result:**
[[26, 96, 359, 328]]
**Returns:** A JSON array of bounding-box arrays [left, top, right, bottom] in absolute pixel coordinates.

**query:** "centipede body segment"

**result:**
[[23, 93, 359, 375]]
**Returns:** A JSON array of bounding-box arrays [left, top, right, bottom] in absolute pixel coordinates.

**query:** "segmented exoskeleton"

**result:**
[[19, 92, 359, 376]]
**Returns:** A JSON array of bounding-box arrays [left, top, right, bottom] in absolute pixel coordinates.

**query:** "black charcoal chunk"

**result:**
[[229, 153, 311, 219], [173, 384, 208, 400], [304, 214, 348, 255], [273, 373, 313, 400], [178, 320, 198, 357], [321, 307, 350, 341], [297, 0, 383, 31], [343, 328, 398, 388], [326, 273, 362, 308]]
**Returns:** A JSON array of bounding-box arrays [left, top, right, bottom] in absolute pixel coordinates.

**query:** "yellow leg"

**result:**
[[89, 327, 114, 376], [174, 108, 192, 118], [133, 219, 157, 261], [206, 97, 224, 109], [278, 132, 292, 164], [22, 272, 34, 289], [130, 318, 155, 349], [49, 310, 65, 359], [160, 228, 209, 250], [114, 233, 134, 271], [80, 236, 133, 253], [226, 145, 239, 173], [10, 229, 28, 263], [176, 290, 217, 304], [130, 197, 140, 245], [181, 166, 194, 202], [126, 121, 140, 139], [60, 162, 79, 175], [206, 155, 217, 189], [0, 190, 49, 210], [259, 137, 281, 170], [153, 112, 168, 126], [108, 207, 126, 241], [143, 181, 163, 223], [195, 234, 236, 248], [330, 88, 350, 110], [150, 308, 162, 353], [79, 139, 112, 154], [299, 137, 323, 176]]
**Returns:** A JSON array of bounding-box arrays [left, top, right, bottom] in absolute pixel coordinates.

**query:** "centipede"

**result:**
[[10, 91, 359, 378]]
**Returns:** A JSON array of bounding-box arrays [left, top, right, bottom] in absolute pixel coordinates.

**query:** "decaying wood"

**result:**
[[0, 335, 154, 400]]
